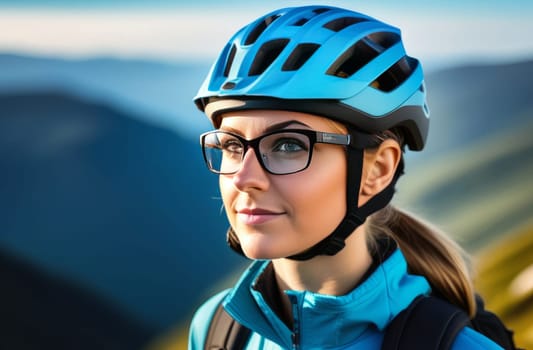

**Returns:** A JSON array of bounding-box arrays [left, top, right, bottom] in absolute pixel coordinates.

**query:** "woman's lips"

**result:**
[[236, 208, 284, 225]]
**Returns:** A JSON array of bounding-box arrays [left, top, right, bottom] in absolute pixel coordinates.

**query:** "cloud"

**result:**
[[0, 9, 252, 60], [1, 8, 532, 68]]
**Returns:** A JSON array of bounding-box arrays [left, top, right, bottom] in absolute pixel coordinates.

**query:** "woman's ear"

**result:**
[[359, 139, 402, 206]]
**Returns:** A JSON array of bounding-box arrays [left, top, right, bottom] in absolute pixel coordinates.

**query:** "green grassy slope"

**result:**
[[395, 119, 533, 251], [476, 224, 533, 349], [395, 118, 533, 348]]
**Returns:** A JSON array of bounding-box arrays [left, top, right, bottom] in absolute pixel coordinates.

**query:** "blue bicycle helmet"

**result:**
[[195, 5, 430, 260]]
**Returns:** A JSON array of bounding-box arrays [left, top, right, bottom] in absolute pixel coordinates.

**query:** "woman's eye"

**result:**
[[272, 138, 307, 153], [222, 140, 243, 154]]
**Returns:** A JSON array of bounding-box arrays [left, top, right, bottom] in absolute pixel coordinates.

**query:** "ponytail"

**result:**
[[367, 205, 477, 317]]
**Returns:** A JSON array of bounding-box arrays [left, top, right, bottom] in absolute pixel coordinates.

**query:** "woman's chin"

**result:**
[[236, 228, 307, 260], [242, 245, 283, 260], [240, 239, 293, 260]]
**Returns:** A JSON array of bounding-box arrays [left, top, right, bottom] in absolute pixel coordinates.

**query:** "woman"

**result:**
[[189, 5, 504, 349]]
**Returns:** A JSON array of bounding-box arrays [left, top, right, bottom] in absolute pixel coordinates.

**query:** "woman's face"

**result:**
[[218, 110, 348, 260]]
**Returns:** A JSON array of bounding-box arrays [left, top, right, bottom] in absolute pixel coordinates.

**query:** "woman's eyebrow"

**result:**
[[219, 120, 311, 135], [264, 120, 310, 132]]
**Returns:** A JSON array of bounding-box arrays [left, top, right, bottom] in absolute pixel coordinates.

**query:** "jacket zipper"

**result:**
[[288, 293, 301, 350]]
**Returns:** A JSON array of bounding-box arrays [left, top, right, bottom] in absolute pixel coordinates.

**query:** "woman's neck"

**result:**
[[269, 227, 372, 327], [272, 227, 373, 296]]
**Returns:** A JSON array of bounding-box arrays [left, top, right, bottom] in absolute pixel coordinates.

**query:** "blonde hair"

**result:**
[[366, 128, 477, 317], [303, 117, 476, 316], [360, 128, 476, 317], [367, 206, 476, 316], [266, 115, 476, 317], [320, 120, 476, 317]]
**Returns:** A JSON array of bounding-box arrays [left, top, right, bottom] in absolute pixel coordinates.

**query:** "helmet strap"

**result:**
[[286, 141, 364, 260], [287, 127, 403, 261], [226, 225, 245, 257], [225, 127, 403, 261]]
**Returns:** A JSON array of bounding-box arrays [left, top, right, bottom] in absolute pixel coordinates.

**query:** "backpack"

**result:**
[[204, 294, 519, 350]]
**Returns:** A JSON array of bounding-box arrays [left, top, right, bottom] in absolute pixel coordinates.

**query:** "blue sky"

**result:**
[[0, 0, 531, 10], [1, 0, 532, 70]]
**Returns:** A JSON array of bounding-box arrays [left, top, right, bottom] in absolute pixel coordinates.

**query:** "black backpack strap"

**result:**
[[204, 299, 252, 350], [382, 296, 470, 350], [471, 295, 519, 349]]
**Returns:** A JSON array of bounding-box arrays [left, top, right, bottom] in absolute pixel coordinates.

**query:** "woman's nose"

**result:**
[[231, 148, 270, 191]]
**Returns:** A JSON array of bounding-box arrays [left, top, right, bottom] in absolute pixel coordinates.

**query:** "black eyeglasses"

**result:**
[[200, 129, 351, 175]]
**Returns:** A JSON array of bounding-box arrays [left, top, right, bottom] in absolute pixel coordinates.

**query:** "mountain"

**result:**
[[0, 53, 213, 137], [0, 91, 245, 331], [422, 59, 533, 158], [394, 119, 533, 251], [0, 249, 154, 350], [0, 54, 532, 342], [395, 59, 533, 250], [1, 53, 531, 153]]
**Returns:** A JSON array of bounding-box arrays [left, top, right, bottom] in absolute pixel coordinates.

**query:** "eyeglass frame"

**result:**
[[199, 128, 358, 175]]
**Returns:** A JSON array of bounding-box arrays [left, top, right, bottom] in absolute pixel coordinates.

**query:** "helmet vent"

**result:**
[[323, 17, 368, 32], [222, 81, 236, 90], [312, 8, 331, 15], [223, 44, 237, 77], [282, 43, 320, 71], [326, 39, 378, 78], [292, 8, 331, 26], [293, 18, 309, 26], [367, 32, 401, 50], [371, 56, 417, 92], [326, 32, 400, 78], [244, 14, 281, 45], [249, 39, 290, 76]]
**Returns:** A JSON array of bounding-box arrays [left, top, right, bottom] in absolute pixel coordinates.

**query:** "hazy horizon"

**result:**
[[1, 0, 532, 71]]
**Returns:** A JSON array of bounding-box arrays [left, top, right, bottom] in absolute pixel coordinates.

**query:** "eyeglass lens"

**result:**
[[202, 131, 312, 175]]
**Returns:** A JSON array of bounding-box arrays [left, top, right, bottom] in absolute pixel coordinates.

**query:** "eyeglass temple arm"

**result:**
[[317, 131, 378, 149]]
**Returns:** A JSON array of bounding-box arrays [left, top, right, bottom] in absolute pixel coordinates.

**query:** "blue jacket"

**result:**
[[189, 249, 502, 349]]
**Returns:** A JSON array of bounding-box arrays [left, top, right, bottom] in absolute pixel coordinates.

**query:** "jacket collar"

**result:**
[[223, 249, 431, 348]]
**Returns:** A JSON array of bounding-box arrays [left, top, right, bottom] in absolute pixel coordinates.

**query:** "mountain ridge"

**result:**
[[1, 55, 532, 337], [0, 90, 245, 330], [0, 248, 154, 349]]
